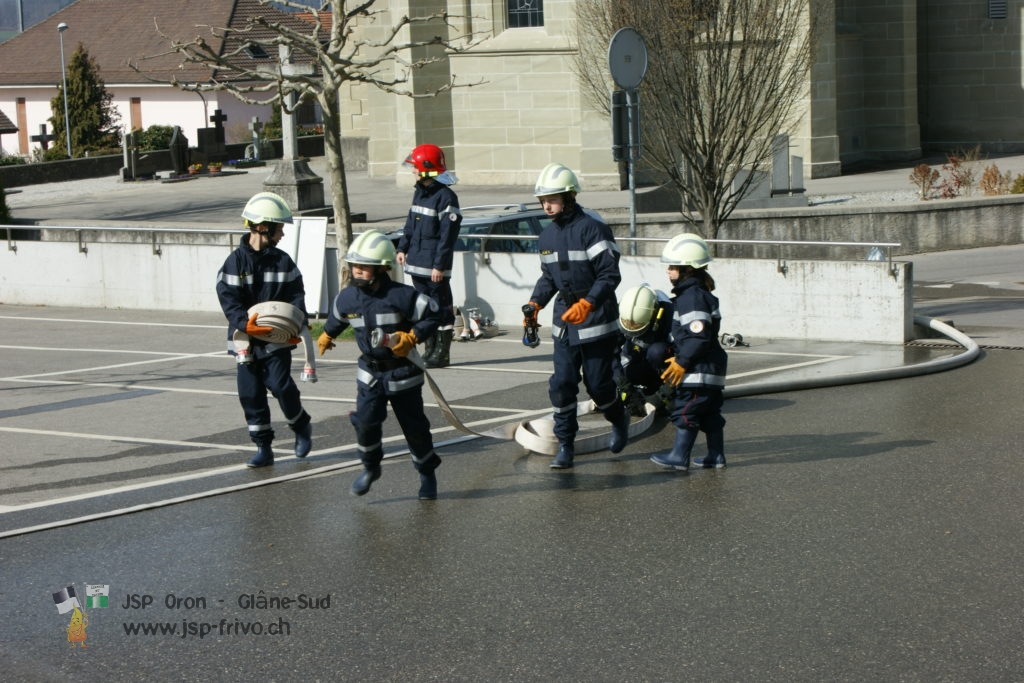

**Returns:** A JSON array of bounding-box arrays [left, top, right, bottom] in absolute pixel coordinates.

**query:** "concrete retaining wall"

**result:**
[[453, 252, 911, 344], [616, 193, 1024, 259], [0, 228, 913, 343]]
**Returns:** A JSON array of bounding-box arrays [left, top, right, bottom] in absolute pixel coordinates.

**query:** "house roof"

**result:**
[[0, 0, 317, 88], [0, 108, 17, 134]]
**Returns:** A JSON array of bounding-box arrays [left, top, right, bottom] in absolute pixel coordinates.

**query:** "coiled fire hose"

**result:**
[[232, 302, 317, 382], [370, 328, 655, 454]]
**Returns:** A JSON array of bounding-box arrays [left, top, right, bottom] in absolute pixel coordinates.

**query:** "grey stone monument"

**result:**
[[244, 116, 274, 161], [120, 129, 157, 181], [263, 44, 327, 215]]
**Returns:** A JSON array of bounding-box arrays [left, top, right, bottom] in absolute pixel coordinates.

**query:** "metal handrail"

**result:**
[[3, 223, 903, 274]]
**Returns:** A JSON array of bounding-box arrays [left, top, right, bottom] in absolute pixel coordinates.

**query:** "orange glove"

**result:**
[[561, 299, 594, 325], [317, 332, 335, 356], [390, 330, 419, 358], [286, 336, 302, 345], [661, 358, 686, 386], [245, 312, 274, 336]]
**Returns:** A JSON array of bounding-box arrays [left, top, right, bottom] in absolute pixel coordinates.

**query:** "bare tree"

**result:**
[[130, 0, 482, 264], [575, 0, 828, 241]]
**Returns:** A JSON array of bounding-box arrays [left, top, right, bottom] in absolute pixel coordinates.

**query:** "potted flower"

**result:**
[[188, 163, 203, 175], [208, 161, 222, 173]]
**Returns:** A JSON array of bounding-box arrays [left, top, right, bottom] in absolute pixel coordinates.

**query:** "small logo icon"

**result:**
[[53, 583, 106, 649], [53, 585, 89, 648]]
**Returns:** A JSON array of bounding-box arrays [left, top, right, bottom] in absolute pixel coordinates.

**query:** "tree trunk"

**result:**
[[318, 86, 352, 279]]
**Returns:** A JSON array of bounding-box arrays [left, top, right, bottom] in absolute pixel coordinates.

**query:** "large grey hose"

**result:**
[[725, 315, 980, 398]]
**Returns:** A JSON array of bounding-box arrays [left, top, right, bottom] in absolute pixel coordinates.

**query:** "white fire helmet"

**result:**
[[661, 232, 712, 269], [346, 230, 396, 267], [618, 284, 659, 338], [534, 162, 582, 197], [241, 191, 293, 227]]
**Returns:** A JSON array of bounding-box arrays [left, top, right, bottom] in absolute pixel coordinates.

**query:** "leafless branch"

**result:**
[[575, 0, 831, 241]]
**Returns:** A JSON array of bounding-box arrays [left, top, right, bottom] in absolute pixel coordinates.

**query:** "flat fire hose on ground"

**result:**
[[371, 329, 657, 453]]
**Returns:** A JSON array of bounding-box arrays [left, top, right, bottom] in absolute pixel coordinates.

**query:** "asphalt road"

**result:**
[[1, 244, 1023, 680]]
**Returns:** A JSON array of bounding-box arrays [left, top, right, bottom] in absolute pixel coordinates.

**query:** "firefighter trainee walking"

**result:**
[[523, 163, 631, 469]]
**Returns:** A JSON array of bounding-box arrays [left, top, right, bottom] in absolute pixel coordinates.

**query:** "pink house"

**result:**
[[0, 0, 317, 157]]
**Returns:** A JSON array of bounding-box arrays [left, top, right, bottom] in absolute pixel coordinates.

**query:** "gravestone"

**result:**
[[30, 124, 55, 151], [168, 126, 190, 176], [636, 136, 809, 213], [244, 116, 274, 161], [120, 129, 157, 181], [195, 109, 229, 164]]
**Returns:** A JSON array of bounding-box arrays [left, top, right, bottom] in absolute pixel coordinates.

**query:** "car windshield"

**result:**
[[452, 206, 604, 254], [458, 217, 539, 253]]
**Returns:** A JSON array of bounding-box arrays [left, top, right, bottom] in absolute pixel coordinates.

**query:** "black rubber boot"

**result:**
[[650, 428, 696, 471], [293, 420, 312, 458], [608, 410, 631, 454], [425, 330, 454, 368], [422, 333, 437, 363], [414, 452, 441, 500], [549, 441, 574, 469], [246, 443, 274, 468], [350, 466, 382, 496], [693, 429, 726, 468], [418, 471, 438, 500]]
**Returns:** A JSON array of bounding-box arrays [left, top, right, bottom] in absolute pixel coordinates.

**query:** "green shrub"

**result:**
[[40, 146, 69, 162], [0, 153, 25, 166], [137, 125, 175, 151], [1011, 174, 1024, 194], [309, 321, 354, 341]]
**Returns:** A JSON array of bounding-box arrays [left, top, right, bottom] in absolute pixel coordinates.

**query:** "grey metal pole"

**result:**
[[58, 22, 71, 158], [627, 88, 637, 256]]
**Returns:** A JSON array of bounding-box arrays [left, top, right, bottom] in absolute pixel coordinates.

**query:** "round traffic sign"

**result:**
[[608, 27, 648, 90]]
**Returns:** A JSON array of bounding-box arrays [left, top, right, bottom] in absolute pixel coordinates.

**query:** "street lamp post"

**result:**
[[57, 22, 71, 158]]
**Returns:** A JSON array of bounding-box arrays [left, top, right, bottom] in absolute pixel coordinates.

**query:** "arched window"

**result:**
[[508, 0, 543, 28]]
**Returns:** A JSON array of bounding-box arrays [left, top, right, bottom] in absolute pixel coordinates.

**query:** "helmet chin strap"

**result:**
[[352, 276, 375, 289]]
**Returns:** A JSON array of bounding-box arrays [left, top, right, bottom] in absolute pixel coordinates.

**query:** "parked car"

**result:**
[[385, 203, 604, 254]]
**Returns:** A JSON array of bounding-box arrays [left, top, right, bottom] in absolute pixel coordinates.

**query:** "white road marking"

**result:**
[[4, 352, 225, 380], [0, 344, 215, 356], [0, 315, 222, 328], [0, 405, 548, 528], [0, 324, 854, 535]]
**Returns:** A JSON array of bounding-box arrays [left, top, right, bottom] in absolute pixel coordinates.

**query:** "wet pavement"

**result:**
[[2, 163, 1024, 680]]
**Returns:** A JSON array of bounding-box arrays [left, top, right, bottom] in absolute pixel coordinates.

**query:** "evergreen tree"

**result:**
[[49, 43, 121, 158]]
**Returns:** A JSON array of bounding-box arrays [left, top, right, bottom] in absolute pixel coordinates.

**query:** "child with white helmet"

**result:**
[[651, 233, 728, 471], [216, 191, 313, 468], [317, 230, 445, 500], [615, 283, 675, 415]]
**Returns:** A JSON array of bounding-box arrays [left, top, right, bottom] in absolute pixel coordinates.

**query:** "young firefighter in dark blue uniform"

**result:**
[[395, 143, 462, 369], [651, 233, 728, 471], [615, 284, 675, 416], [317, 230, 444, 500], [523, 163, 631, 469], [216, 192, 313, 468]]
